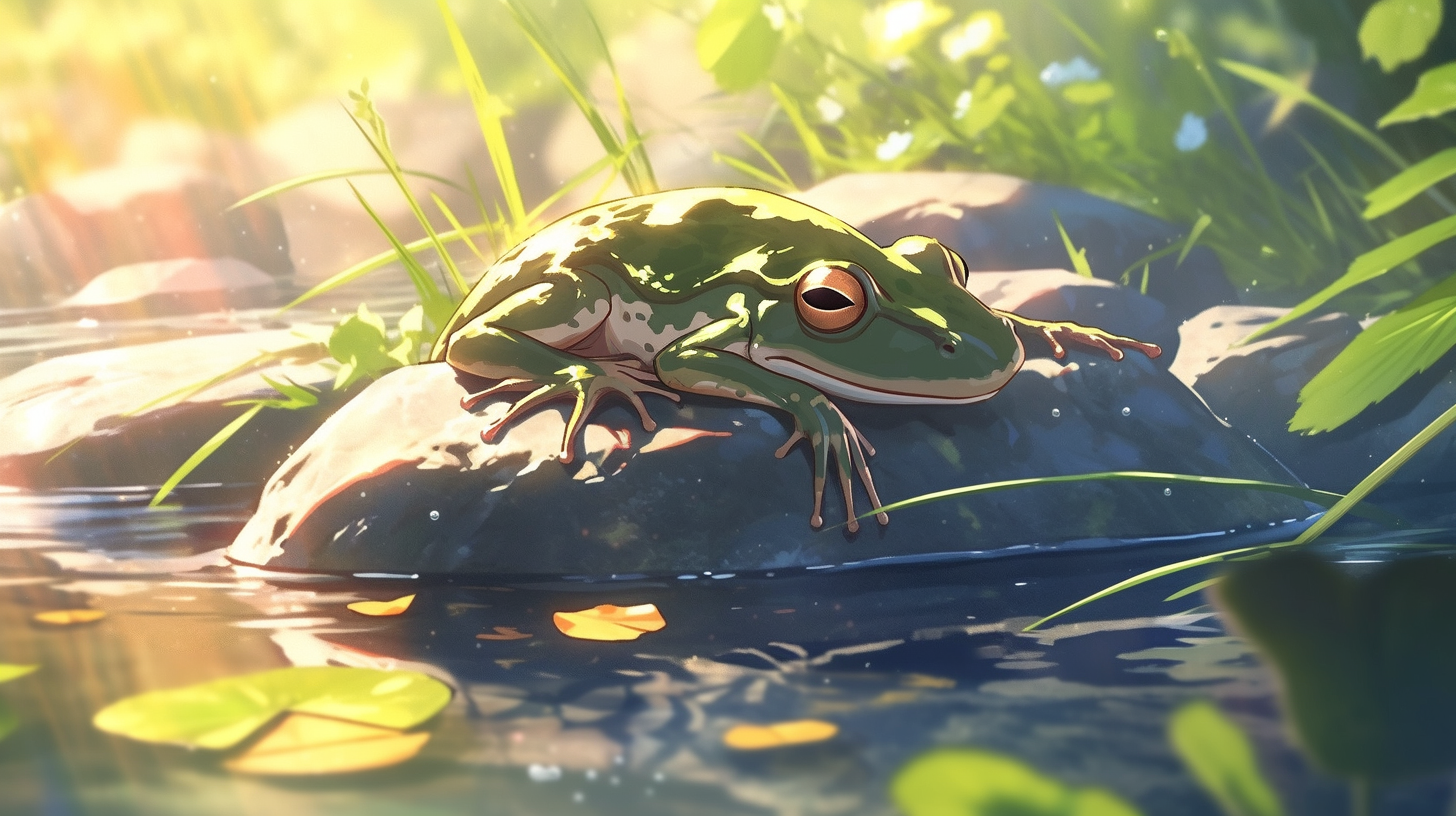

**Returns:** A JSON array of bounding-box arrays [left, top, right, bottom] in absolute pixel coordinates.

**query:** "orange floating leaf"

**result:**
[[346, 595, 415, 617], [723, 719, 839, 751], [223, 712, 430, 776], [476, 626, 532, 641], [33, 609, 106, 626], [552, 603, 666, 642]]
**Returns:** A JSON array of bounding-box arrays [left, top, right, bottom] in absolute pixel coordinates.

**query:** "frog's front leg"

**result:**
[[653, 312, 886, 533], [994, 309, 1162, 361], [441, 272, 680, 463]]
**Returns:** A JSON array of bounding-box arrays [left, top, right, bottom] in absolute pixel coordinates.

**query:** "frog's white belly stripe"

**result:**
[[602, 296, 716, 362], [756, 354, 1016, 405]]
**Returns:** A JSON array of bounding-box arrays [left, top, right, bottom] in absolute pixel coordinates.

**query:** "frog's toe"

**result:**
[[462, 378, 532, 411]]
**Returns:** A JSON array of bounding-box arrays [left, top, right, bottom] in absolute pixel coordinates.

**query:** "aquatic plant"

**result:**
[[0, 664, 38, 743]]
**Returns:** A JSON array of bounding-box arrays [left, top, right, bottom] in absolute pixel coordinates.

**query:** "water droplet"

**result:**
[[1051, 408, 1061, 418], [1121, 406, 1131, 416], [429, 510, 440, 521], [1163, 488, 1172, 496]]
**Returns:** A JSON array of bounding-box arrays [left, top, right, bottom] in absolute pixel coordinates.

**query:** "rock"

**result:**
[[58, 257, 281, 317], [0, 330, 346, 490], [0, 163, 292, 307], [226, 355, 1315, 577], [793, 172, 1236, 323], [967, 269, 1178, 365], [1173, 305, 1456, 499]]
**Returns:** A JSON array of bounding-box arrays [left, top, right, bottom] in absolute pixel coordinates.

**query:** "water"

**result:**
[[1, 483, 1453, 815]]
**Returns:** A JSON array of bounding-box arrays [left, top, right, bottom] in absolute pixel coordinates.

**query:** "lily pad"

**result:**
[[723, 719, 838, 750], [552, 603, 666, 642], [346, 594, 415, 616], [222, 712, 431, 776], [891, 748, 1142, 816], [93, 667, 451, 750], [1216, 552, 1456, 781]]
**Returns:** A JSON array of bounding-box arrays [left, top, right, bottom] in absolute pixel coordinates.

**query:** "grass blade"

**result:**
[[714, 151, 796, 191], [348, 182, 454, 330], [431, 191, 489, 266], [228, 168, 464, 211], [1052, 210, 1094, 277], [277, 222, 491, 312], [1176, 212, 1213, 269], [1302, 174, 1336, 241], [436, 0, 526, 227], [736, 131, 795, 189], [582, 4, 656, 192], [1364, 146, 1456, 219], [770, 83, 837, 179], [149, 403, 266, 507]]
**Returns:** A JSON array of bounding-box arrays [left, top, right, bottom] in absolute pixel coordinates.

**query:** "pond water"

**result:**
[[1, 479, 1453, 815]]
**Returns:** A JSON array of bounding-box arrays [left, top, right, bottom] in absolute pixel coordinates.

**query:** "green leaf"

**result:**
[[1243, 212, 1456, 344], [1169, 701, 1285, 816], [0, 700, 15, 743], [697, 0, 783, 91], [1177, 213, 1213, 269], [891, 748, 1142, 816], [1365, 148, 1456, 219], [1291, 273, 1456, 433], [1220, 60, 1404, 167], [1380, 62, 1456, 127], [1217, 553, 1456, 781], [1359, 0, 1442, 73], [1053, 210, 1094, 278], [149, 403, 267, 507], [328, 304, 404, 390], [0, 665, 37, 684], [1062, 80, 1114, 105], [93, 667, 451, 750]]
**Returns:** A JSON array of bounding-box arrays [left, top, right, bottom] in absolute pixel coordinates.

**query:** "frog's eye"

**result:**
[[796, 266, 866, 333]]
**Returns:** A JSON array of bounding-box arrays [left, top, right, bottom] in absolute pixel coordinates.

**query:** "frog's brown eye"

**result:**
[[796, 266, 866, 333]]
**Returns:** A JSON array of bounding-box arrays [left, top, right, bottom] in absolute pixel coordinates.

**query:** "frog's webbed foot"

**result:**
[[470, 360, 681, 464], [775, 398, 887, 533], [1002, 312, 1162, 361]]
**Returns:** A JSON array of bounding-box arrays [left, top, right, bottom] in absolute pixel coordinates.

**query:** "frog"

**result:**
[[429, 187, 1160, 532]]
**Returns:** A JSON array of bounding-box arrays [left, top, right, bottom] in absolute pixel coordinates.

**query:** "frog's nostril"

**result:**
[[941, 343, 956, 355]]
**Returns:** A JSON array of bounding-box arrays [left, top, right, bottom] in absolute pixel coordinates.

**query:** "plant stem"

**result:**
[[1351, 777, 1373, 816]]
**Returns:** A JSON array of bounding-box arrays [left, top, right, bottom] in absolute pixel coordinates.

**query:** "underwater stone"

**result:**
[[226, 354, 1315, 577]]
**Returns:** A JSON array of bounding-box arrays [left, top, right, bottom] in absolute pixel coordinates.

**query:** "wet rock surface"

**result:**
[[58, 257, 282, 317], [225, 353, 1313, 577]]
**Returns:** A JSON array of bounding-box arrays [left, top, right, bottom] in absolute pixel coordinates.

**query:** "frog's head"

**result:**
[[751, 235, 1024, 405]]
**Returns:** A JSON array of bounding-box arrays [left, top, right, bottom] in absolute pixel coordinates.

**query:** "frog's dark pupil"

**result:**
[[801, 288, 855, 311]]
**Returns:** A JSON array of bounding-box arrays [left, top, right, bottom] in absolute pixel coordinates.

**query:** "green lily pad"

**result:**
[[1217, 553, 1456, 781], [0, 665, 37, 685], [93, 667, 451, 750], [891, 748, 1142, 816]]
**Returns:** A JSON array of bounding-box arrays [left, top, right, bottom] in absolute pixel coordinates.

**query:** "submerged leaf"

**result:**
[[891, 748, 1142, 816], [33, 609, 106, 626], [223, 712, 431, 776], [0, 665, 37, 684], [93, 667, 451, 750], [552, 603, 666, 642], [1169, 701, 1285, 816], [347, 595, 416, 617], [1359, 0, 1442, 73], [723, 719, 838, 750], [476, 626, 532, 641], [1380, 62, 1456, 126]]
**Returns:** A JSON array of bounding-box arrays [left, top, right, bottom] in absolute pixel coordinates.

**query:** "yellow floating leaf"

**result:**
[[347, 594, 415, 617], [223, 712, 430, 776], [723, 719, 839, 751], [552, 603, 666, 642], [33, 609, 106, 626], [476, 626, 531, 641]]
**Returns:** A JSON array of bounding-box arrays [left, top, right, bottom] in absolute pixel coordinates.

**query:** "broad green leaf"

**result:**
[[1243, 213, 1456, 343], [1217, 553, 1456, 781], [437, 0, 526, 229], [1062, 81, 1114, 105], [93, 667, 451, 751], [1291, 273, 1456, 432], [1380, 62, 1456, 126], [149, 403, 266, 506], [1220, 60, 1404, 166], [891, 748, 1142, 816], [697, 0, 784, 91], [1365, 148, 1456, 218], [0, 665, 37, 684], [1169, 701, 1285, 816], [328, 304, 402, 390], [1177, 213, 1213, 269], [1052, 210, 1094, 278], [1359, 0, 1442, 73]]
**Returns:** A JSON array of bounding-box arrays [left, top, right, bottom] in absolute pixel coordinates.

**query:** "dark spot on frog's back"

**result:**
[[579, 214, 600, 226]]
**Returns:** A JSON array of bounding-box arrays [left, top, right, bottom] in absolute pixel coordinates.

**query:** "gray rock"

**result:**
[[0, 329, 344, 489], [794, 172, 1235, 323], [0, 163, 292, 307], [226, 355, 1314, 577], [1174, 305, 1456, 498], [58, 257, 281, 317]]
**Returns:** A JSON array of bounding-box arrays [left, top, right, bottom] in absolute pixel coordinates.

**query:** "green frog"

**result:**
[[429, 187, 1159, 531]]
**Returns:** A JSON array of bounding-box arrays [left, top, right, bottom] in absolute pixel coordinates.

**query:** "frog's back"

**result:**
[[428, 188, 878, 360]]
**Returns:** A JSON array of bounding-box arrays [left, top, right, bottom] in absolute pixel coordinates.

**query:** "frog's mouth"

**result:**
[[756, 342, 1024, 405]]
